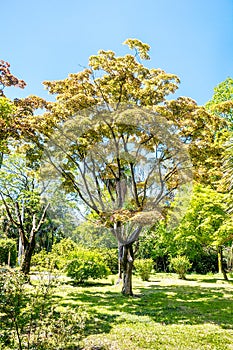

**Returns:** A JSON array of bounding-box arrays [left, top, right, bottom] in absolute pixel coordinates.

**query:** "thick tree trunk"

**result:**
[[21, 237, 36, 275], [20, 205, 49, 275], [119, 243, 134, 296], [218, 246, 228, 281]]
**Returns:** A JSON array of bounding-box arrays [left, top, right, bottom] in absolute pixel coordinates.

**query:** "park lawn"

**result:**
[[51, 273, 233, 350]]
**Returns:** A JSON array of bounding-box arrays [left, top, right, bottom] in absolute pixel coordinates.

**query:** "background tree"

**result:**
[[171, 184, 233, 279], [0, 151, 49, 274], [72, 216, 117, 249], [205, 77, 233, 125], [0, 60, 26, 96], [205, 78, 233, 267], [37, 178, 82, 249]]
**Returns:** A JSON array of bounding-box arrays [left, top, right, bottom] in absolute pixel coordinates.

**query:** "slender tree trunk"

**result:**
[[119, 243, 134, 295], [217, 246, 228, 281], [228, 243, 233, 271]]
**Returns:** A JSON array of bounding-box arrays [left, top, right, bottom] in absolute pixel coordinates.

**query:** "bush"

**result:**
[[169, 255, 192, 279], [134, 258, 154, 281], [31, 249, 56, 270], [31, 239, 79, 271], [52, 238, 78, 256], [51, 238, 79, 269], [0, 238, 17, 266], [0, 268, 86, 349], [191, 248, 218, 274], [65, 249, 110, 283], [98, 248, 118, 274], [32, 241, 115, 282]]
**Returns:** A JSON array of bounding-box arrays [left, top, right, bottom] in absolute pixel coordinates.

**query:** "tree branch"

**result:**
[[0, 192, 18, 226]]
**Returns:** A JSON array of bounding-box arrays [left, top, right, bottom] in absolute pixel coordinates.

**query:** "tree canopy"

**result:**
[[0, 40, 232, 293], [41, 39, 203, 294]]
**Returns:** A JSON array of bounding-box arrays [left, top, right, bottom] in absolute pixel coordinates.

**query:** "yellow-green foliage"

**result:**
[[65, 248, 110, 283], [134, 258, 154, 281], [169, 255, 192, 279]]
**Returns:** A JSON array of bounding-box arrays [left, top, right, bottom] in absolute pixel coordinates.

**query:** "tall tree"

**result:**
[[42, 39, 223, 294], [44, 107, 192, 294], [205, 78, 233, 191], [0, 60, 63, 273]]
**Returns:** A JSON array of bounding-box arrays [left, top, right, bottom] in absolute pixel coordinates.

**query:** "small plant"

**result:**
[[134, 258, 154, 281], [169, 255, 192, 279]]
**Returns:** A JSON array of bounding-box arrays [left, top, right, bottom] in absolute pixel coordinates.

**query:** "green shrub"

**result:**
[[65, 249, 110, 283], [52, 238, 78, 256], [191, 249, 218, 274], [98, 248, 118, 274], [51, 238, 79, 269], [0, 268, 86, 349], [169, 255, 192, 279], [31, 249, 56, 270], [31, 239, 78, 271], [0, 238, 17, 266], [134, 258, 154, 281]]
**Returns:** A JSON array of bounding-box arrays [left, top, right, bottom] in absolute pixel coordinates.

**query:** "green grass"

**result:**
[[48, 273, 233, 349]]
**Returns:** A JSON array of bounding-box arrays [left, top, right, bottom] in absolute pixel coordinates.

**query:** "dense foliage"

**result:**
[[0, 238, 17, 266], [65, 249, 110, 283], [0, 40, 232, 292], [32, 238, 111, 283], [134, 258, 154, 281], [0, 269, 86, 349], [169, 255, 192, 279]]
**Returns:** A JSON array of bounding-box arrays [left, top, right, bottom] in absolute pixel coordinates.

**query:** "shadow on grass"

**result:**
[[70, 280, 113, 287], [61, 280, 233, 336], [195, 277, 233, 284]]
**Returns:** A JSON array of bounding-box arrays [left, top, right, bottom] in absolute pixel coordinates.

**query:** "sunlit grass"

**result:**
[[46, 273, 233, 349]]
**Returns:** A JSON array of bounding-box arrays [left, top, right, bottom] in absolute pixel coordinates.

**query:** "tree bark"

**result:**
[[119, 243, 134, 296], [218, 246, 228, 281], [20, 236, 36, 275], [20, 204, 50, 275]]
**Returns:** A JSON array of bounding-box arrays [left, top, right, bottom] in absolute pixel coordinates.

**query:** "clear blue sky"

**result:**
[[2, 0, 233, 105]]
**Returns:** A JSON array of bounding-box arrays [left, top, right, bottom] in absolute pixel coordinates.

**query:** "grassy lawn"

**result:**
[[49, 273, 233, 350]]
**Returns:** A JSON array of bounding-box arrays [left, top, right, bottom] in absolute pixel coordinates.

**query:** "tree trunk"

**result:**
[[228, 243, 233, 271], [21, 237, 36, 275], [218, 246, 228, 281], [119, 243, 134, 296], [20, 205, 49, 275]]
